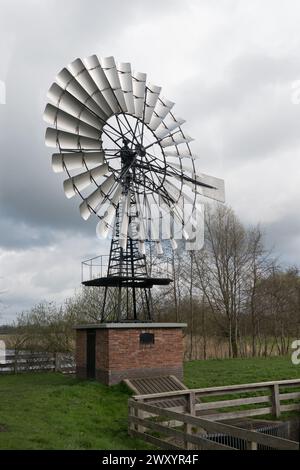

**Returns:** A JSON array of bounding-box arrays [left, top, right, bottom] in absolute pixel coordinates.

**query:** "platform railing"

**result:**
[[81, 255, 108, 283], [81, 254, 173, 283]]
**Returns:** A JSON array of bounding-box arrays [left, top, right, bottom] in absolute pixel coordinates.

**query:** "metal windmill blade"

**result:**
[[44, 54, 225, 321]]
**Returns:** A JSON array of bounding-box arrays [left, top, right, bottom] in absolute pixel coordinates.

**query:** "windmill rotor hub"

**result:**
[[135, 143, 146, 157], [120, 144, 136, 169]]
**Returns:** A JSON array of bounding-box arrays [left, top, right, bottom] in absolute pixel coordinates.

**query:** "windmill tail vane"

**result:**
[[44, 54, 225, 321]]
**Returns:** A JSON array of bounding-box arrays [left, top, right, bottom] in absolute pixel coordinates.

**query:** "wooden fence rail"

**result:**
[[0, 352, 75, 374], [133, 378, 300, 420], [128, 378, 300, 450]]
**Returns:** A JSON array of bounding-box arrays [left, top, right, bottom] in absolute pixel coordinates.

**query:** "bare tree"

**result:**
[[244, 226, 274, 356], [194, 205, 252, 357]]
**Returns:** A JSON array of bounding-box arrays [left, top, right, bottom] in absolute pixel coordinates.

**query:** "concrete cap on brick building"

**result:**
[[74, 323, 187, 329]]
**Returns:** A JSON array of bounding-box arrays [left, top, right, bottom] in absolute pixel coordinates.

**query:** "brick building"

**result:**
[[75, 323, 186, 385]]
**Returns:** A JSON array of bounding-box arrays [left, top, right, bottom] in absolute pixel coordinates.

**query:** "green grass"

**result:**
[[0, 373, 148, 450], [0, 356, 299, 449], [184, 356, 300, 388], [185, 357, 300, 420]]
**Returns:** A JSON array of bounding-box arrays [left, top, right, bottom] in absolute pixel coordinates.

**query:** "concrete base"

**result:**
[[75, 323, 187, 386]]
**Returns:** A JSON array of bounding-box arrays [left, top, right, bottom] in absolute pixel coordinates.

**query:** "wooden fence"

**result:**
[[128, 378, 300, 450], [0, 351, 75, 374]]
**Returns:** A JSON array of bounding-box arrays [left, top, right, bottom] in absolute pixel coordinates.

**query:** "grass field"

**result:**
[[184, 356, 300, 388], [0, 356, 299, 450]]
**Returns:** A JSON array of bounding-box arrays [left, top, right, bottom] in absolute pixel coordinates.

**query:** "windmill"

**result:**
[[44, 55, 225, 323]]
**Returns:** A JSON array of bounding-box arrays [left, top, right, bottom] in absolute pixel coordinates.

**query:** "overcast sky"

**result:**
[[1, 0, 300, 323]]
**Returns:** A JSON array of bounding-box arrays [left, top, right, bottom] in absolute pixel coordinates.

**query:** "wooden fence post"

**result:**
[[14, 351, 18, 374], [54, 353, 60, 372], [185, 391, 196, 450], [271, 383, 280, 418], [128, 400, 135, 436], [246, 440, 258, 450], [136, 399, 145, 433]]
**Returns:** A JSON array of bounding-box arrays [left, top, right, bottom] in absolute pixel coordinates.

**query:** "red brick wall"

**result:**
[[76, 326, 184, 385], [101, 328, 183, 371]]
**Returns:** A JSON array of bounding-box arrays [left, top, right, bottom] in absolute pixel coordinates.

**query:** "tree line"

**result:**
[[4, 204, 300, 359], [154, 205, 300, 359]]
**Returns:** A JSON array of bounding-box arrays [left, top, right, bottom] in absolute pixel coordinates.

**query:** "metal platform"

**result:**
[[81, 254, 173, 284], [82, 275, 173, 288]]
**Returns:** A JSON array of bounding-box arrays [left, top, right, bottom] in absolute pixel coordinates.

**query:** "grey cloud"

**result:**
[[264, 214, 300, 267], [0, 216, 55, 250], [176, 52, 300, 121], [177, 52, 300, 167]]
